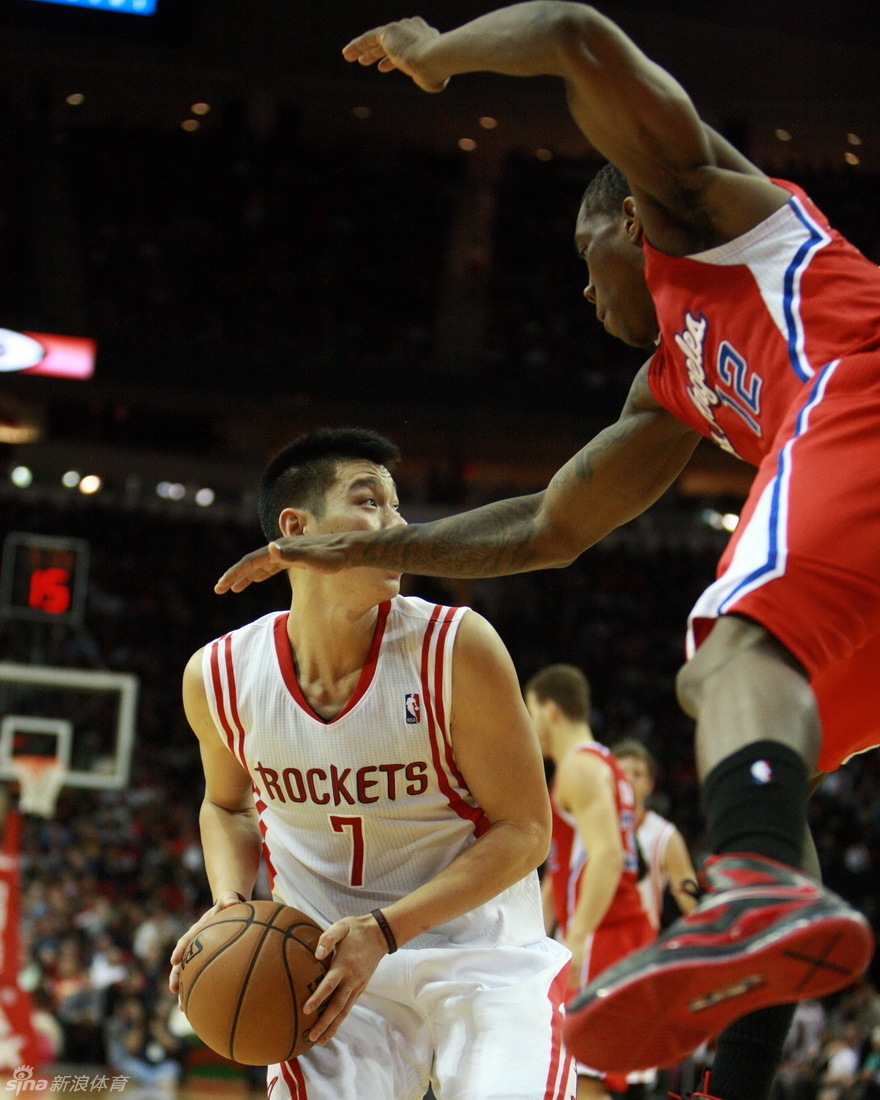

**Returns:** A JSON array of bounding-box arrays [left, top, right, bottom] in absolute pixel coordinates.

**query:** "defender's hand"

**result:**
[[342, 18, 449, 93], [215, 536, 355, 594]]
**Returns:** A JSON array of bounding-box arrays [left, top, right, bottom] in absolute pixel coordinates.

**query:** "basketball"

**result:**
[[178, 899, 329, 1065]]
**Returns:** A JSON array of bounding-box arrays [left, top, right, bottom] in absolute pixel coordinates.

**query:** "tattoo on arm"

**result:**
[[338, 366, 687, 581], [348, 494, 546, 579]]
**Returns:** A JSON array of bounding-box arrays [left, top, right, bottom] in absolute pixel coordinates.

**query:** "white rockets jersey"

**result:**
[[635, 809, 677, 930], [202, 595, 544, 950]]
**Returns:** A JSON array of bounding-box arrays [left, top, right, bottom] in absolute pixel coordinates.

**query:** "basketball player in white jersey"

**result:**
[[170, 428, 575, 1100], [610, 739, 698, 930]]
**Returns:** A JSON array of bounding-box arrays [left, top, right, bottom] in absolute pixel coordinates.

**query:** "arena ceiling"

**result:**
[[0, 0, 876, 506], [1, 0, 879, 170]]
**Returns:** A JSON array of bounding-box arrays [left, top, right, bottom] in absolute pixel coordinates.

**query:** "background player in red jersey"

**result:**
[[610, 739, 698, 931], [526, 665, 654, 1100], [215, 6, 880, 1098], [170, 428, 576, 1100]]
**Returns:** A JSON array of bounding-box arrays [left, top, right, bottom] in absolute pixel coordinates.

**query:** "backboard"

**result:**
[[0, 662, 137, 790]]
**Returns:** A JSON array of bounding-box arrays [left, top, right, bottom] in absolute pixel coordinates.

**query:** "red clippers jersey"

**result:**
[[547, 742, 644, 934], [646, 180, 880, 465]]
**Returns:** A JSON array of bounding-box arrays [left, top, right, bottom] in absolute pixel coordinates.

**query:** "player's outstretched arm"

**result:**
[[343, 3, 706, 188], [300, 611, 552, 1045], [215, 365, 701, 593], [343, 4, 786, 248]]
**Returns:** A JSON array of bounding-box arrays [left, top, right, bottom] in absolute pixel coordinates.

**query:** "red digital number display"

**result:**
[[1, 534, 89, 625], [27, 567, 73, 615]]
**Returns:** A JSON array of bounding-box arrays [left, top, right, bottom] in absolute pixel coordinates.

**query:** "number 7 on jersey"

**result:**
[[329, 814, 366, 887]]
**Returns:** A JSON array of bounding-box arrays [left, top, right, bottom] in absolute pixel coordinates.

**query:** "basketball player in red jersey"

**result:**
[[526, 665, 654, 1100], [170, 429, 576, 1100], [215, 7, 880, 1099]]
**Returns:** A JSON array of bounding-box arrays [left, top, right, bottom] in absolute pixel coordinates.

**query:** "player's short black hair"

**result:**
[[525, 664, 591, 722], [257, 427, 401, 540], [610, 737, 657, 779], [580, 162, 631, 219]]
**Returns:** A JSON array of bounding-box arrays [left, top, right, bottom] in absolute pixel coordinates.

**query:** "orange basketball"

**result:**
[[178, 899, 329, 1065]]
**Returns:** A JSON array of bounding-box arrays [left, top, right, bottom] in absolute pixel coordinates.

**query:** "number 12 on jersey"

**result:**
[[329, 814, 366, 887]]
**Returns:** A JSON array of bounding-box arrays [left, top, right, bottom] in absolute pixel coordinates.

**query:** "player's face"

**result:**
[[313, 460, 407, 594], [616, 755, 653, 810], [574, 210, 659, 349]]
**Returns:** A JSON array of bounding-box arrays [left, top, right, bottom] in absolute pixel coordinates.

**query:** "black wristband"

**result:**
[[216, 892, 249, 906], [370, 908, 398, 954]]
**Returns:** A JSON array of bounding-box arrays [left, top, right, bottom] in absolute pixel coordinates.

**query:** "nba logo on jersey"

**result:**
[[405, 693, 421, 724]]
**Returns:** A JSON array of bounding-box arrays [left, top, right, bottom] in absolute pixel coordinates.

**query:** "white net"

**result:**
[[11, 755, 65, 818]]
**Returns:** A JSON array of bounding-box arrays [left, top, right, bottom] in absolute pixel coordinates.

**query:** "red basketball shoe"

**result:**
[[564, 853, 874, 1073]]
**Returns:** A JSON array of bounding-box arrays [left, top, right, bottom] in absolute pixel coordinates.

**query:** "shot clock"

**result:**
[[0, 533, 90, 625]]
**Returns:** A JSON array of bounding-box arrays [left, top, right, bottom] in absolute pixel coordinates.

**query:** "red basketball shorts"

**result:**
[[575, 912, 656, 1090]]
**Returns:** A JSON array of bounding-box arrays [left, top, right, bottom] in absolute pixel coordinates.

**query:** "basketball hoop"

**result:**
[[10, 755, 65, 818]]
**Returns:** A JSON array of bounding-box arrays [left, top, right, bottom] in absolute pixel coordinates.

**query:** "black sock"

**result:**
[[709, 1003, 797, 1100], [701, 741, 808, 867]]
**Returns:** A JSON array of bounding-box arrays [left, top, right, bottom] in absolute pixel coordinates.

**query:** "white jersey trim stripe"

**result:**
[[434, 608, 464, 784], [687, 358, 839, 647], [223, 633, 248, 768], [421, 606, 489, 837], [255, 792, 278, 891], [556, 1051, 575, 1100], [717, 357, 837, 612], [279, 1058, 306, 1098], [207, 637, 232, 752], [783, 196, 832, 382], [545, 962, 574, 1100], [208, 635, 247, 770]]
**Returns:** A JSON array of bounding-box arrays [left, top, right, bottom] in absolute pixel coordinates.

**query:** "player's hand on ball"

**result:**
[[302, 914, 391, 1045], [342, 18, 449, 93], [168, 891, 245, 995]]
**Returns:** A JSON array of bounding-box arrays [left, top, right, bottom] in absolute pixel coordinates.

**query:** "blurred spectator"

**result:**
[[816, 1025, 860, 1100], [104, 994, 183, 1089], [779, 1000, 828, 1100], [859, 1027, 880, 1100]]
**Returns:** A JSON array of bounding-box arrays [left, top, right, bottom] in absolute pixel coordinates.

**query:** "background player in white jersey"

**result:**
[[610, 739, 698, 931], [169, 428, 575, 1100], [526, 664, 654, 1100]]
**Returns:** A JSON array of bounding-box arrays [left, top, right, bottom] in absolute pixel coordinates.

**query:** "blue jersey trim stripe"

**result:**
[[718, 359, 838, 613], [783, 198, 829, 382]]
